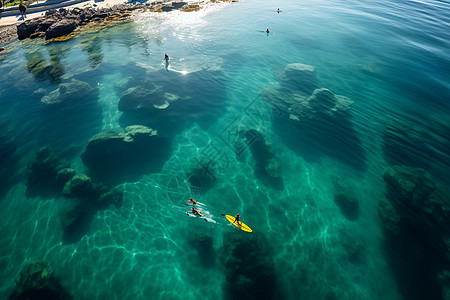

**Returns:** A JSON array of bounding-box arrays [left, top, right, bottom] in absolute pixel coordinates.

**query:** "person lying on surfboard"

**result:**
[[187, 206, 202, 216], [187, 197, 197, 205]]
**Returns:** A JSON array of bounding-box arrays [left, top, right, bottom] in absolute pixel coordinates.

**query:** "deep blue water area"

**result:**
[[0, 0, 449, 299]]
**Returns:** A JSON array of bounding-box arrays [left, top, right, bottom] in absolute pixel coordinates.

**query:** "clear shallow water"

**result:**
[[0, 0, 449, 299]]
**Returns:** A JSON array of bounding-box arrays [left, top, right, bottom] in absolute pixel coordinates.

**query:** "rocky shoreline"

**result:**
[[0, 0, 237, 45], [0, 24, 17, 45]]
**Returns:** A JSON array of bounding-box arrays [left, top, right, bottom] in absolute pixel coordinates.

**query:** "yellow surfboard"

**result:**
[[225, 215, 252, 232]]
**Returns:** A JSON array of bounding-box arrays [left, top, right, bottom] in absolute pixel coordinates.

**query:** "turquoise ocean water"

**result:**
[[1, 0, 449, 299]]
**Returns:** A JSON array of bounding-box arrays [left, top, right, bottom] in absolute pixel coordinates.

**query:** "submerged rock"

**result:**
[[61, 182, 123, 244], [62, 174, 106, 199], [339, 226, 366, 264], [81, 125, 171, 183], [0, 130, 18, 175], [56, 168, 76, 187], [277, 63, 319, 95], [261, 63, 366, 171], [26, 51, 65, 83], [382, 166, 450, 257], [118, 84, 180, 111], [333, 178, 359, 221], [98, 185, 124, 209], [27, 146, 69, 188], [221, 232, 278, 300], [378, 198, 401, 235], [438, 270, 450, 300], [383, 166, 437, 219], [382, 116, 450, 186], [187, 232, 216, 267], [0, 122, 18, 199], [41, 79, 97, 105], [7, 261, 72, 300], [380, 165, 450, 300], [240, 128, 282, 188], [290, 88, 353, 121]]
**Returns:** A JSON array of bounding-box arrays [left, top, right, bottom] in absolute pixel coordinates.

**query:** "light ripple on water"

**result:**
[[0, 0, 449, 299]]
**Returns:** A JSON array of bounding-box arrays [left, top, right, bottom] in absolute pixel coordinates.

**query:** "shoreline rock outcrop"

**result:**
[[13, 0, 237, 42], [16, 4, 132, 41]]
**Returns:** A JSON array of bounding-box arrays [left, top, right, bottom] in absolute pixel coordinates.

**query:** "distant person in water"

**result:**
[[266, 29, 270, 34], [19, 1, 27, 20], [164, 54, 169, 71], [187, 197, 197, 205], [277, 8, 281, 13]]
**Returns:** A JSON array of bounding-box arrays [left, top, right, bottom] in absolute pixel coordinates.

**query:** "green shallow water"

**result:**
[[0, 0, 449, 299]]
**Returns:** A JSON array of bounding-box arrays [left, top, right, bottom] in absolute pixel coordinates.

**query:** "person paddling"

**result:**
[[187, 197, 197, 205], [188, 206, 202, 216], [233, 213, 241, 226]]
